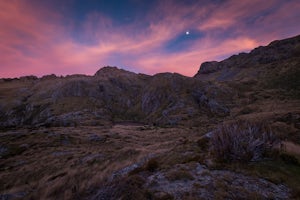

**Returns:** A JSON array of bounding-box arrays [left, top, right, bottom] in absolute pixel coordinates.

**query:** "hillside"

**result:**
[[0, 35, 300, 199], [195, 34, 300, 143], [1, 36, 299, 139], [0, 68, 233, 128]]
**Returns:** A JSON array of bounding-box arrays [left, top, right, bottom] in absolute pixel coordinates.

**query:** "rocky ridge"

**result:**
[[195, 35, 300, 82], [0, 69, 232, 128], [1, 35, 300, 129]]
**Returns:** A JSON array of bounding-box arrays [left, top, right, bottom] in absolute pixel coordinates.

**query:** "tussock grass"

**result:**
[[210, 120, 277, 162]]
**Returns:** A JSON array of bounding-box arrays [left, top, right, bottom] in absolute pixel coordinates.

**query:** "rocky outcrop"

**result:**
[[94, 66, 138, 78], [197, 61, 221, 74], [19, 75, 38, 81], [41, 74, 57, 80], [0, 67, 231, 127], [194, 34, 300, 82]]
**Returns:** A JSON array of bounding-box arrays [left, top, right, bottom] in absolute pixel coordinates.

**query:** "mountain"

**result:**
[[195, 34, 300, 124], [1, 35, 300, 130], [1, 35, 300, 200], [194, 35, 300, 142], [195, 34, 300, 88], [0, 68, 232, 128]]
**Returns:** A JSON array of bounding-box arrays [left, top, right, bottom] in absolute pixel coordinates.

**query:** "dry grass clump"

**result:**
[[280, 153, 299, 165], [210, 120, 277, 162], [197, 136, 210, 150]]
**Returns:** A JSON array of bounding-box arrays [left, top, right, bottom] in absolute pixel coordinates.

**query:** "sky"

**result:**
[[1, 0, 300, 78]]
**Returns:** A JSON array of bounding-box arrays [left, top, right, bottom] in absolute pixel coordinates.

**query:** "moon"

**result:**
[[185, 31, 190, 35]]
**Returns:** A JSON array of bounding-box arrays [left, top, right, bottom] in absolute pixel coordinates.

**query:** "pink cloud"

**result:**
[[0, 0, 299, 78], [0, 1, 66, 76], [246, 1, 300, 42], [127, 36, 259, 76]]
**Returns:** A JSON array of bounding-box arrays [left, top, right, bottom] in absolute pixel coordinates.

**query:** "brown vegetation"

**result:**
[[210, 120, 276, 162]]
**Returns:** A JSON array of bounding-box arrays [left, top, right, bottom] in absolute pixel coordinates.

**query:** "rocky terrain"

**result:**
[[0, 67, 231, 128], [0, 35, 300, 199]]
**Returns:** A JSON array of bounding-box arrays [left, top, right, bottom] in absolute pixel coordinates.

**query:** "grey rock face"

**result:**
[[192, 89, 229, 116], [141, 91, 164, 114], [198, 61, 221, 74]]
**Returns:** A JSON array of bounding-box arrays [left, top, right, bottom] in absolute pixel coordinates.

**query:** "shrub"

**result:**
[[210, 120, 276, 162], [197, 136, 210, 150], [238, 106, 253, 115], [280, 153, 299, 165], [145, 158, 159, 172]]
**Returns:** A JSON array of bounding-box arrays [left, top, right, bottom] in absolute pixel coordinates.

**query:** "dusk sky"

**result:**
[[1, 0, 300, 78]]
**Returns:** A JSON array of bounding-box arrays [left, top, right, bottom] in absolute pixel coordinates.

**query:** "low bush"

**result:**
[[280, 153, 299, 165], [197, 136, 210, 150], [145, 158, 159, 172], [210, 120, 277, 162]]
